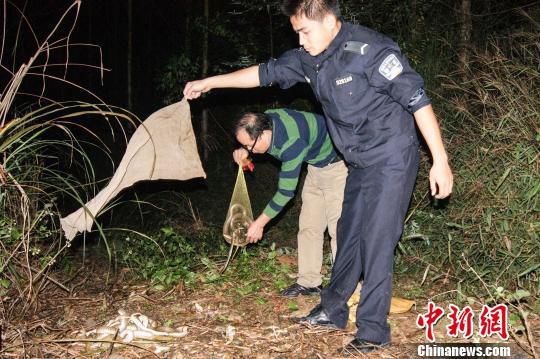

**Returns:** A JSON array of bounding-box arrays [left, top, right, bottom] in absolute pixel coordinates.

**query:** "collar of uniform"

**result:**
[[312, 21, 351, 64]]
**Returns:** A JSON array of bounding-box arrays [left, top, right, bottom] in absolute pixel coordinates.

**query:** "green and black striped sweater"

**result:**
[[263, 108, 338, 218]]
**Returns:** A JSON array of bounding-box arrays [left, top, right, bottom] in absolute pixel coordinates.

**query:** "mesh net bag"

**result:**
[[222, 166, 254, 247]]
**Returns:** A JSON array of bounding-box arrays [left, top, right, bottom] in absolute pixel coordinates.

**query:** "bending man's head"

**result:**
[[234, 112, 273, 154], [282, 0, 342, 56]]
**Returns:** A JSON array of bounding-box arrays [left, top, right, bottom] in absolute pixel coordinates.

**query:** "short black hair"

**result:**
[[235, 112, 272, 140], [281, 0, 341, 20]]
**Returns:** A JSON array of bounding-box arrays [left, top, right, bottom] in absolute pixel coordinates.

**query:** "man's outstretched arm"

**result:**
[[414, 104, 454, 199], [183, 65, 260, 99]]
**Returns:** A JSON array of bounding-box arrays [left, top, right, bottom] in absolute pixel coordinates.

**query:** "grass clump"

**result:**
[[0, 1, 135, 320], [114, 225, 225, 288], [115, 224, 294, 298], [402, 29, 539, 304]]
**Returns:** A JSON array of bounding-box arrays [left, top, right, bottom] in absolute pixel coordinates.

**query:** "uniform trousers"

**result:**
[[320, 144, 420, 343], [297, 160, 348, 288]]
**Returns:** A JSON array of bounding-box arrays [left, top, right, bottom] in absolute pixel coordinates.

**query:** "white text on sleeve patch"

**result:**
[[379, 54, 403, 80]]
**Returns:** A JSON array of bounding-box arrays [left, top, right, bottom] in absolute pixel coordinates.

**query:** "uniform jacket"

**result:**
[[259, 22, 431, 168]]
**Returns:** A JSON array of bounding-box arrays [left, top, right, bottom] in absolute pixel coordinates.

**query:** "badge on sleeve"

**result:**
[[379, 54, 403, 80]]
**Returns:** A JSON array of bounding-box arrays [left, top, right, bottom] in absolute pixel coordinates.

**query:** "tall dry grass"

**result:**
[[401, 26, 538, 356], [441, 29, 539, 294], [0, 0, 134, 322]]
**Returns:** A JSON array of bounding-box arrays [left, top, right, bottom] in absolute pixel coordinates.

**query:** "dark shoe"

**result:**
[[292, 304, 339, 329], [281, 283, 322, 297], [340, 338, 390, 355]]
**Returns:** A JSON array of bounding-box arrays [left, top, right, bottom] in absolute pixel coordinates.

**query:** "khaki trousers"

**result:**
[[297, 160, 348, 288]]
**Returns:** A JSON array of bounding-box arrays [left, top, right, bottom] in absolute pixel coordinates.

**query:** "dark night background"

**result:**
[[1, 2, 538, 344], [8, 0, 538, 117], [4, 0, 539, 258], [3, 0, 538, 240]]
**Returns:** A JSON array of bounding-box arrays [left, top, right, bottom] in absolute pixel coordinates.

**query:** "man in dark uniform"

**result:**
[[183, 0, 453, 353]]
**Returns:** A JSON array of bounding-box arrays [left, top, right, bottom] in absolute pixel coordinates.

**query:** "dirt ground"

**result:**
[[1, 254, 537, 358]]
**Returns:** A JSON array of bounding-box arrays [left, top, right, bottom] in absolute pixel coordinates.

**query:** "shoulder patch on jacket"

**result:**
[[344, 41, 369, 55], [378, 54, 403, 80]]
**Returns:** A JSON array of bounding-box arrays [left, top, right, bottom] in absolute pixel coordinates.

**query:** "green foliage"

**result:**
[[116, 227, 293, 297], [0, 1, 138, 320], [0, 101, 135, 316], [156, 54, 200, 105], [115, 226, 225, 287], [287, 301, 299, 311], [494, 286, 532, 334], [495, 287, 532, 303], [219, 242, 293, 296], [202, 242, 292, 292], [155, 0, 289, 103]]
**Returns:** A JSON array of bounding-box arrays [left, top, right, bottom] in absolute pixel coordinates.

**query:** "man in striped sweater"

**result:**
[[232, 108, 347, 297]]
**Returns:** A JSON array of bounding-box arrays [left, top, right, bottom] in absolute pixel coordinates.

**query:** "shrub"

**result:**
[[405, 29, 539, 299]]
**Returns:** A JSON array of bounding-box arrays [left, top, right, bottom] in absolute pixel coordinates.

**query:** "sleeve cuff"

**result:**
[[258, 63, 272, 87], [408, 87, 432, 113], [410, 97, 431, 113]]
